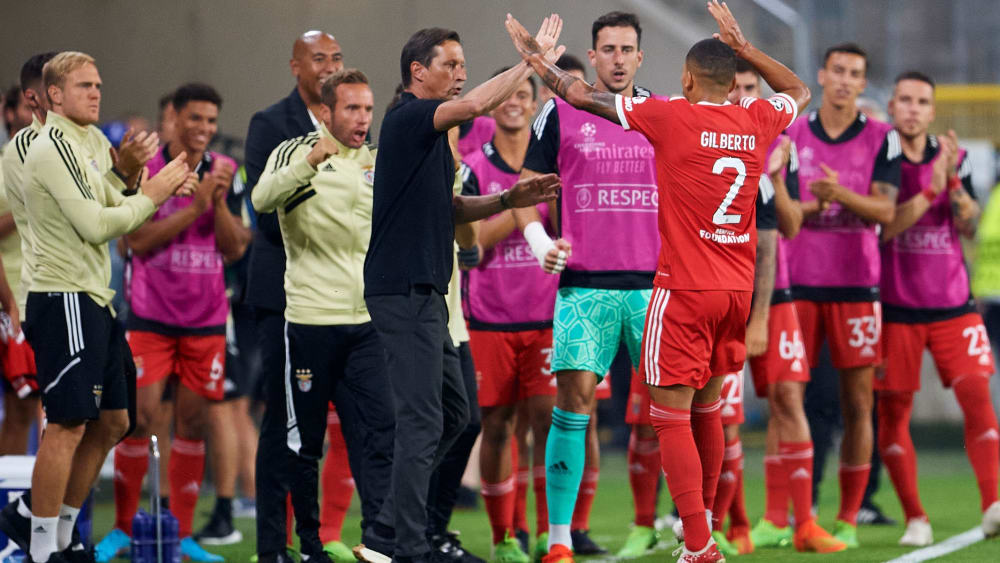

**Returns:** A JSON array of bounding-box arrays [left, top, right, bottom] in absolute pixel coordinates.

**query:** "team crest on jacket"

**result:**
[[363, 167, 375, 186], [296, 368, 314, 392]]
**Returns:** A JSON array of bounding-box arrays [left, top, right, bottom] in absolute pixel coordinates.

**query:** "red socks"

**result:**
[[320, 413, 355, 543], [627, 430, 660, 527], [877, 392, 925, 521], [169, 438, 205, 537], [728, 456, 750, 529], [533, 465, 548, 534], [836, 463, 870, 525], [482, 476, 516, 544], [651, 401, 709, 551], [711, 439, 742, 531], [514, 468, 530, 533], [954, 375, 1000, 511], [763, 456, 789, 527], [572, 468, 599, 530], [692, 400, 724, 512], [113, 437, 150, 534], [779, 441, 815, 528]]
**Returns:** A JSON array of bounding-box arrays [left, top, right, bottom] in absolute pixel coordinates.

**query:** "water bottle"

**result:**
[[159, 509, 181, 563], [131, 509, 155, 563]]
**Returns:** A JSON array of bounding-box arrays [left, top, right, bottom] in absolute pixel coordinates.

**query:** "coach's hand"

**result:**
[[142, 153, 191, 206], [506, 173, 560, 209], [506, 13, 566, 64], [307, 136, 339, 168], [746, 317, 768, 357], [708, 1, 749, 54]]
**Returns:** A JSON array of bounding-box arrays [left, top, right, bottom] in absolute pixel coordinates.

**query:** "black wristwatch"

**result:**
[[499, 190, 512, 210]]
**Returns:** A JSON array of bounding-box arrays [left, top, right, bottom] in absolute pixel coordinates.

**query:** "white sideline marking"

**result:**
[[886, 527, 985, 563]]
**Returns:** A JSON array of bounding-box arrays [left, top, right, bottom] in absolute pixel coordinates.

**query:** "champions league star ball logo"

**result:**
[[580, 122, 597, 138], [296, 368, 314, 392]]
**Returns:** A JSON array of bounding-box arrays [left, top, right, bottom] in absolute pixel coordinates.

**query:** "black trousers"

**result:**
[[254, 309, 390, 556], [426, 341, 481, 536], [284, 321, 395, 552], [364, 287, 471, 557]]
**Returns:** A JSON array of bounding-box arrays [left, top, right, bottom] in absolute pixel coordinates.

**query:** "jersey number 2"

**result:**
[[712, 157, 747, 225]]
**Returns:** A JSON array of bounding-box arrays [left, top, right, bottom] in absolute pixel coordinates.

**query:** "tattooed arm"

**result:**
[[505, 14, 620, 123]]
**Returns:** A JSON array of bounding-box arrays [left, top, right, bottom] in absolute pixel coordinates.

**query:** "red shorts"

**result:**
[[641, 287, 751, 390], [625, 368, 650, 425], [127, 331, 226, 400], [595, 372, 612, 400], [876, 313, 995, 392], [470, 328, 555, 407], [748, 302, 810, 397], [794, 300, 882, 369], [719, 368, 745, 426]]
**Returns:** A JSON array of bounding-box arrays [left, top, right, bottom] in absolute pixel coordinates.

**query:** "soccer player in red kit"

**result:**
[[506, 2, 810, 561]]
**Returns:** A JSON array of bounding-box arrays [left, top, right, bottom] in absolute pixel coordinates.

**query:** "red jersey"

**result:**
[[615, 93, 797, 291]]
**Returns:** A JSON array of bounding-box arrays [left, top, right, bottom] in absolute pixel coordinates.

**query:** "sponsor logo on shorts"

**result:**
[[296, 368, 313, 392]]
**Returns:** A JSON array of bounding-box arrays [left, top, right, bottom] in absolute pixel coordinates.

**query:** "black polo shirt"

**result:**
[[364, 92, 455, 296]]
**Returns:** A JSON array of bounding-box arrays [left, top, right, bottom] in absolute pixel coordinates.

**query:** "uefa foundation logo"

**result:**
[[576, 187, 592, 209]]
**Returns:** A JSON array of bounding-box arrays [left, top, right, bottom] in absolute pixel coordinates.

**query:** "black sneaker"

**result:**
[[193, 511, 243, 545], [0, 493, 31, 551], [857, 502, 897, 526], [429, 532, 485, 563], [257, 551, 297, 563], [62, 542, 97, 563], [569, 529, 607, 555], [28, 551, 70, 563], [514, 529, 529, 555]]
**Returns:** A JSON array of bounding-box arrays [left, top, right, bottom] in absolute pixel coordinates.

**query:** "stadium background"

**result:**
[[4, 0, 1000, 561]]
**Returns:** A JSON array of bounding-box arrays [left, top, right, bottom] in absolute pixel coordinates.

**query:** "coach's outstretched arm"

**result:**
[[506, 15, 619, 124], [708, 1, 810, 113], [433, 15, 565, 132]]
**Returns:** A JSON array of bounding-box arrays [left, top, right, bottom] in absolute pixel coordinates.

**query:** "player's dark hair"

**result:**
[[400, 27, 461, 87], [172, 83, 222, 111], [894, 70, 935, 90], [321, 68, 370, 108], [685, 38, 737, 88], [20, 51, 58, 92], [491, 66, 537, 100], [734, 59, 759, 77], [592, 11, 642, 48], [3, 85, 21, 132], [823, 42, 868, 71], [556, 54, 587, 76]]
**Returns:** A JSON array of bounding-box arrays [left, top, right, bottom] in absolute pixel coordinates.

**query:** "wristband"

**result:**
[[524, 221, 556, 267], [457, 245, 481, 269], [920, 187, 938, 203], [948, 176, 962, 192], [499, 190, 512, 210]]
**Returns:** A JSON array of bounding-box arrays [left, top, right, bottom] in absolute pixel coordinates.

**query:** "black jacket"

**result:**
[[245, 87, 316, 311]]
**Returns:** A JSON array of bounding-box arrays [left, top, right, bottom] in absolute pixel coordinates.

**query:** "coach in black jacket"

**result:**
[[248, 31, 384, 563]]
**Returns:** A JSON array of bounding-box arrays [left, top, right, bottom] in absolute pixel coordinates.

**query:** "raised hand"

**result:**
[[306, 136, 339, 168], [506, 14, 565, 63], [767, 137, 791, 177], [707, 1, 749, 53], [114, 128, 160, 176], [506, 172, 561, 208]]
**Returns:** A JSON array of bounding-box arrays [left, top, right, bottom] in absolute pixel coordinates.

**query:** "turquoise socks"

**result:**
[[545, 407, 590, 528]]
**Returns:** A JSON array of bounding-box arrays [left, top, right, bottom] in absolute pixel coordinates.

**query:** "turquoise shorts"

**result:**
[[552, 287, 652, 379]]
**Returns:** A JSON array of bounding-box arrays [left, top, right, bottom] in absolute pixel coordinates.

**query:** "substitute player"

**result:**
[[783, 42, 902, 548], [512, 12, 664, 557], [97, 83, 249, 563], [506, 2, 810, 560], [0, 52, 58, 457], [462, 73, 560, 562], [877, 71, 1000, 544], [14, 51, 191, 563]]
